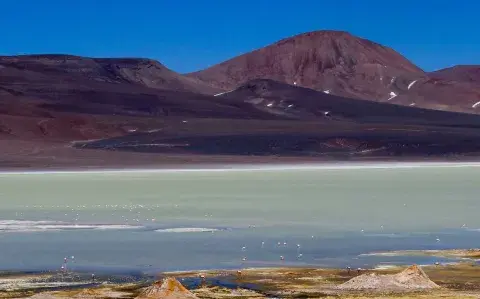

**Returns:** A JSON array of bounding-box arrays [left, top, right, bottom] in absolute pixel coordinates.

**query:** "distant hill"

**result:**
[[0, 54, 219, 94], [429, 65, 480, 82], [0, 55, 274, 141]]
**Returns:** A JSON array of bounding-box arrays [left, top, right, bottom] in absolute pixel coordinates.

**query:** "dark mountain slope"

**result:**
[[218, 79, 480, 127], [76, 80, 480, 160], [0, 54, 220, 94]]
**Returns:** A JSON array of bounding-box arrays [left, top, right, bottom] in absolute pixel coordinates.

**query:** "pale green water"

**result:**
[[0, 163, 479, 272]]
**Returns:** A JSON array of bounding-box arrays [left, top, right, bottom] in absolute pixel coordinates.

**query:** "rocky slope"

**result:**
[[2, 32, 480, 166], [430, 65, 480, 82], [187, 30, 424, 101], [386, 76, 480, 114], [216, 79, 480, 125], [188, 30, 480, 114], [0, 55, 276, 141], [0, 54, 219, 95]]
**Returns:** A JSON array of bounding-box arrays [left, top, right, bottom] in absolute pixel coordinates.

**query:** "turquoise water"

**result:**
[[0, 163, 479, 273]]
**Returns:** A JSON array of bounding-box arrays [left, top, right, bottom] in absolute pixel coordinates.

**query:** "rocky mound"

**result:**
[[135, 277, 197, 299], [337, 265, 439, 292]]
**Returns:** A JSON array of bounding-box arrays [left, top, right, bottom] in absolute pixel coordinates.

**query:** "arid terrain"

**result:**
[[3, 262, 480, 299], [1, 31, 480, 168]]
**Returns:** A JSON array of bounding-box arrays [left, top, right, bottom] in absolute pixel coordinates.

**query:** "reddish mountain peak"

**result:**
[[187, 30, 423, 100], [273, 30, 377, 48], [275, 30, 421, 71], [274, 30, 354, 42]]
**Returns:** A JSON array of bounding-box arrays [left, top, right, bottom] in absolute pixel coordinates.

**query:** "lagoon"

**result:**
[[0, 163, 479, 273]]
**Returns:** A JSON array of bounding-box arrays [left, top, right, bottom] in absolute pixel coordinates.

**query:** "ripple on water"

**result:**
[[0, 220, 143, 232]]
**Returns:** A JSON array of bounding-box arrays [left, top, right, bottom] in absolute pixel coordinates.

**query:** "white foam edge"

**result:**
[[2, 162, 480, 176]]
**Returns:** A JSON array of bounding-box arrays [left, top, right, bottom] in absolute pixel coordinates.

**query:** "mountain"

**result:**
[[217, 79, 480, 126], [430, 65, 480, 82], [187, 30, 424, 101], [0, 55, 306, 124], [383, 75, 480, 113], [187, 30, 480, 114], [379, 66, 480, 113], [2, 34, 480, 168], [76, 80, 480, 160], [0, 54, 219, 95], [0, 55, 280, 144]]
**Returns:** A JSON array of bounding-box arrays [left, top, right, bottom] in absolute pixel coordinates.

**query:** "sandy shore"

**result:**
[[364, 248, 480, 260]]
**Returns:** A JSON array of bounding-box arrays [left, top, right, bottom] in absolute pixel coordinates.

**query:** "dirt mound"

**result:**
[[136, 277, 197, 299], [337, 265, 439, 292]]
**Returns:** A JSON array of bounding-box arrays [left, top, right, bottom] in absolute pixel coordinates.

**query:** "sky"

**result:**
[[1, 0, 478, 73]]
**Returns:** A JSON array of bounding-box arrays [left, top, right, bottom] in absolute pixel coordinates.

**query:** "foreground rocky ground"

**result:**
[[2, 262, 480, 299]]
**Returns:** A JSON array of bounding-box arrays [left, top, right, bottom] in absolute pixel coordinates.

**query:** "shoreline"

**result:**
[[2, 262, 480, 298], [0, 255, 473, 281], [2, 160, 480, 175], [4, 245, 478, 278]]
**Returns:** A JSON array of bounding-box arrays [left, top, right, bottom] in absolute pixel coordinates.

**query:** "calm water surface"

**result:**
[[0, 163, 479, 273]]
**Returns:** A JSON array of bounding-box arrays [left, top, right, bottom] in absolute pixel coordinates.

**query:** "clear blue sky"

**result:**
[[1, 0, 478, 73]]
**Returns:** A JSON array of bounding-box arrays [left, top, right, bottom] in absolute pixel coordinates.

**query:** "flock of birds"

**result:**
[[59, 256, 97, 282], [60, 256, 75, 272], [7, 202, 472, 274], [235, 229, 457, 266], [239, 241, 304, 263], [14, 203, 184, 224]]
